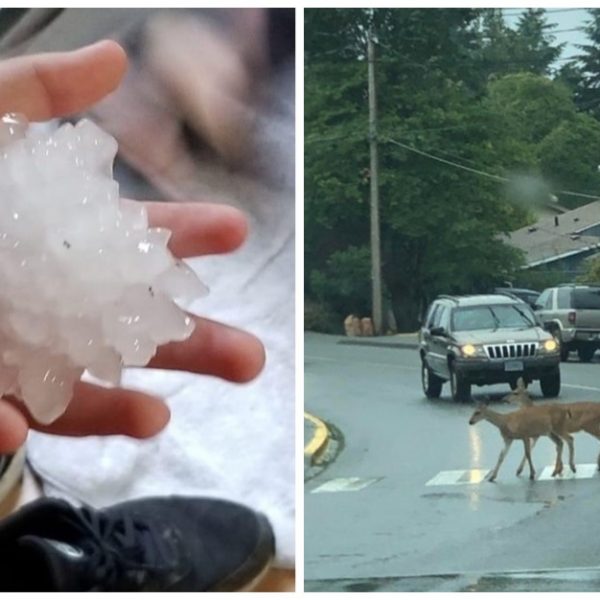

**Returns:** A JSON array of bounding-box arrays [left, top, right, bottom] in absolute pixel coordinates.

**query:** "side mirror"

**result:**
[[533, 304, 543, 311], [430, 326, 446, 337]]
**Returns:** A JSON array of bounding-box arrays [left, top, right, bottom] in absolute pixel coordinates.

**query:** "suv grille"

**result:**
[[484, 343, 538, 359]]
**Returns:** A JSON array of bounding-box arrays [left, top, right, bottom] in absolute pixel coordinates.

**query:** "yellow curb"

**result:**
[[304, 411, 329, 462]]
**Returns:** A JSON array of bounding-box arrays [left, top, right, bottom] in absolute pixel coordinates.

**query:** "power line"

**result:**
[[383, 136, 508, 183], [305, 132, 365, 145], [382, 135, 600, 202], [501, 8, 589, 17]]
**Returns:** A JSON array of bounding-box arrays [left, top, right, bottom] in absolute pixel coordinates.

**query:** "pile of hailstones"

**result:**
[[0, 114, 207, 424]]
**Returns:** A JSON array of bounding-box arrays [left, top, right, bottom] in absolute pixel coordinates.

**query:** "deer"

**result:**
[[468, 400, 572, 482], [504, 377, 600, 473]]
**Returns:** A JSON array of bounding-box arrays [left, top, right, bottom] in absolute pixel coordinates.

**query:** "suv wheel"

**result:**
[[578, 346, 596, 363], [540, 368, 561, 398], [422, 361, 443, 399], [449, 363, 470, 402]]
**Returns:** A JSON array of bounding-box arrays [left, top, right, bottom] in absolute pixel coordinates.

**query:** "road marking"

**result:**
[[538, 464, 599, 480], [310, 477, 382, 494], [562, 383, 600, 392], [426, 469, 489, 486], [427, 465, 600, 486]]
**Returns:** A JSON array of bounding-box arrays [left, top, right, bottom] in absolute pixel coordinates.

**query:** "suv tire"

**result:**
[[421, 361, 443, 399], [578, 346, 596, 363], [449, 363, 470, 402], [540, 368, 560, 398]]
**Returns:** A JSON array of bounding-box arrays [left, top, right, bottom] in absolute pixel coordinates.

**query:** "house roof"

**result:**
[[505, 200, 600, 267]]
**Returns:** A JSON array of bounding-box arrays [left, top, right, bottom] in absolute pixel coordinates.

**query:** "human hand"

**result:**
[[0, 41, 266, 452]]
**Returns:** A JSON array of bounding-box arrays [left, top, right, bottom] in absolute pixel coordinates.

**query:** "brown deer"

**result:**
[[468, 401, 572, 482], [505, 377, 600, 473]]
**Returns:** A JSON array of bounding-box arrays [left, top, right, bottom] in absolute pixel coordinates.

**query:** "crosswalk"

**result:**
[[310, 477, 381, 494], [426, 465, 600, 486], [309, 466, 600, 493]]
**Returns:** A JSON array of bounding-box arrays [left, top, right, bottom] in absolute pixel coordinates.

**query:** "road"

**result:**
[[305, 332, 600, 592]]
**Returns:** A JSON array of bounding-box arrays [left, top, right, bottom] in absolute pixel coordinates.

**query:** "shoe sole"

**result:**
[[211, 512, 276, 592], [0, 446, 27, 505]]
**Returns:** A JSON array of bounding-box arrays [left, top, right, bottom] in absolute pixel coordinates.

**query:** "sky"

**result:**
[[502, 7, 590, 63]]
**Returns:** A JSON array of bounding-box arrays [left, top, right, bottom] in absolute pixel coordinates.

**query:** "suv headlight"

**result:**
[[460, 344, 486, 358], [541, 338, 559, 353]]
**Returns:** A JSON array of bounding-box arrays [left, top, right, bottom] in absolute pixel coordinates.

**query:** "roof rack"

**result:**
[[495, 291, 522, 301], [437, 295, 459, 302]]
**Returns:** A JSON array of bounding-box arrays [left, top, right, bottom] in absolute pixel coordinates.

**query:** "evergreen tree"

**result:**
[[573, 9, 600, 118]]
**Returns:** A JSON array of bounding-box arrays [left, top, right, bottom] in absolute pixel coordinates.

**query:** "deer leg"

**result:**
[[488, 438, 512, 482], [523, 437, 536, 481], [517, 437, 537, 476], [582, 427, 600, 471], [549, 432, 564, 477], [562, 433, 576, 473]]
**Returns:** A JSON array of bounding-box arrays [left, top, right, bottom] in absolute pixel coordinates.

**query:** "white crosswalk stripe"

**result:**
[[427, 465, 600, 486], [310, 477, 381, 493]]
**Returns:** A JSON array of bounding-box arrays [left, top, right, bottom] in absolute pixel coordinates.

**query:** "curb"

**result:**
[[304, 412, 330, 467]]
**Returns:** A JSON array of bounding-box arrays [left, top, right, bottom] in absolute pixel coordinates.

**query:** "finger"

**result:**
[[148, 316, 266, 383], [0, 40, 127, 121], [133, 200, 248, 258], [6, 381, 170, 439], [0, 399, 28, 453]]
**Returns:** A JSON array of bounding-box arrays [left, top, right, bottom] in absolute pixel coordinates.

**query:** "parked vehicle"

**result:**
[[494, 287, 540, 309], [534, 284, 600, 362], [419, 294, 561, 402]]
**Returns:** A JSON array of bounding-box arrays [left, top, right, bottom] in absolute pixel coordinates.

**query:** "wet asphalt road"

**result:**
[[305, 332, 600, 592]]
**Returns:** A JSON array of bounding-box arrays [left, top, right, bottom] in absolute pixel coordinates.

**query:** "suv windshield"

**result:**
[[572, 288, 600, 310], [452, 304, 535, 331]]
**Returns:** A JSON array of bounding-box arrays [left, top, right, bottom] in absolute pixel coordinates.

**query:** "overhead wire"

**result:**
[[381, 135, 600, 202]]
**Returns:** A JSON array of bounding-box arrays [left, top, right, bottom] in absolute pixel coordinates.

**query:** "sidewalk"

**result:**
[[337, 332, 419, 349]]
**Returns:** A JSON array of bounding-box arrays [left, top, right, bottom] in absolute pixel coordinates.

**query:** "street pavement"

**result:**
[[305, 332, 600, 592]]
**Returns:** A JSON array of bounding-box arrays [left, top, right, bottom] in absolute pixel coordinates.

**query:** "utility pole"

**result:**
[[367, 27, 383, 335]]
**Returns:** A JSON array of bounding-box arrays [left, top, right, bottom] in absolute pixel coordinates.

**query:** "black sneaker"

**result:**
[[0, 495, 275, 591], [0, 447, 26, 505]]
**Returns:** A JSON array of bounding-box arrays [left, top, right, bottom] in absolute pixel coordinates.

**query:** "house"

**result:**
[[505, 200, 600, 277]]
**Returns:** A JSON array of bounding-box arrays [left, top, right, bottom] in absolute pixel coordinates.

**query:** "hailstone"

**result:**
[[0, 113, 208, 424]]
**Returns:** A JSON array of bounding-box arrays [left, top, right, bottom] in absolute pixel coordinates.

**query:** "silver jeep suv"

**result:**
[[535, 284, 600, 362], [419, 294, 561, 402]]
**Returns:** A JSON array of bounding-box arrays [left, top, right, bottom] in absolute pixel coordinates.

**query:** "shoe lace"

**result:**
[[64, 506, 177, 590]]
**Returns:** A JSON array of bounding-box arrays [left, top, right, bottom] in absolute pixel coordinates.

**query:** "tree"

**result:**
[[538, 113, 600, 209], [305, 8, 577, 332], [473, 8, 563, 84], [571, 9, 600, 118], [577, 254, 600, 284], [513, 9, 564, 75], [485, 73, 575, 145]]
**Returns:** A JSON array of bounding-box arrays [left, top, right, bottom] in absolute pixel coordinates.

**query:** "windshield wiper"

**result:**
[[487, 306, 501, 331], [511, 304, 535, 327]]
